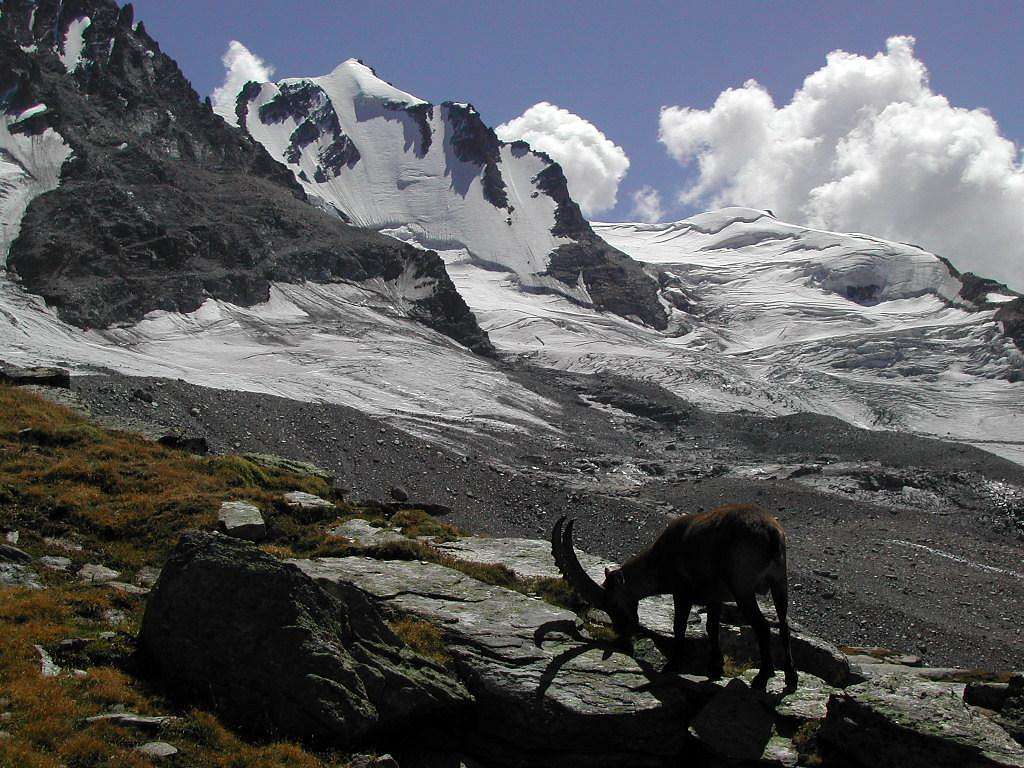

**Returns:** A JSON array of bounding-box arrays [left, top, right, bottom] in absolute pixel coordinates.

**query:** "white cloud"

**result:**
[[630, 186, 664, 223], [211, 41, 276, 126], [496, 102, 630, 217], [659, 36, 1024, 290]]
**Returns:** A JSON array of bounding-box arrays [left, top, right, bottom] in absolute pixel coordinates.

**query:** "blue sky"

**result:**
[[130, 1, 1022, 220], [128, 1, 1024, 286]]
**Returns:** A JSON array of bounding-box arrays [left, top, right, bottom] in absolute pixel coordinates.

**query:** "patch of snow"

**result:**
[[59, 16, 91, 73], [986, 293, 1018, 305], [0, 277, 559, 445], [323, 59, 426, 107], [13, 104, 48, 122], [1, 110, 73, 267]]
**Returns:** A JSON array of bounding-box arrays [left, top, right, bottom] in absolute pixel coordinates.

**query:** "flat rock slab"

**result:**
[[822, 674, 1024, 768], [0, 363, 70, 388], [283, 491, 335, 512], [431, 533, 850, 686], [431, 535, 614, 581], [78, 563, 121, 583], [328, 519, 406, 547], [293, 556, 719, 767], [85, 713, 178, 731], [217, 501, 266, 542], [0, 543, 32, 563], [242, 453, 335, 486], [39, 556, 72, 571]]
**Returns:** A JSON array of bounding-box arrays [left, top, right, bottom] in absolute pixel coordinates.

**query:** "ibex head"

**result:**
[[551, 516, 640, 638]]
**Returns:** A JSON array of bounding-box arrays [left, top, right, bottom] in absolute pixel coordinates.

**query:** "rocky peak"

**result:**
[[0, 0, 491, 353]]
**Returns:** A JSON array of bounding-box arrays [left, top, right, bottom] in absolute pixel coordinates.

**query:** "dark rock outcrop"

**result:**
[[137, 532, 472, 748], [0, 361, 71, 388], [820, 675, 1024, 768], [445, 102, 508, 210], [532, 160, 667, 330], [1, 0, 490, 353]]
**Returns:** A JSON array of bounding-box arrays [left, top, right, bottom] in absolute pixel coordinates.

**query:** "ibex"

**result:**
[[552, 503, 796, 690]]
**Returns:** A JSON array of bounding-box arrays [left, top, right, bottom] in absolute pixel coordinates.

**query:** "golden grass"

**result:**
[[0, 385, 332, 572], [390, 617, 450, 666], [0, 385, 363, 768]]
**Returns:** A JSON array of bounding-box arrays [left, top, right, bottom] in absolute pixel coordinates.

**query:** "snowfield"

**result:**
[[242, 60, 573, 289], [0, 64, 1020, 461]]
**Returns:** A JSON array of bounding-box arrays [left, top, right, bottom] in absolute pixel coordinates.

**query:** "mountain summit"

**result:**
[[235, 59, 667, 329]]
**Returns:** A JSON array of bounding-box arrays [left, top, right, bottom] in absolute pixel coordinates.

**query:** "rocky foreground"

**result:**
[[136, 513, 1024, 768]]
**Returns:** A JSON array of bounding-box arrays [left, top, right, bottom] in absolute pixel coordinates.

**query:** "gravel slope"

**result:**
[[58, 369, 1024, 672]]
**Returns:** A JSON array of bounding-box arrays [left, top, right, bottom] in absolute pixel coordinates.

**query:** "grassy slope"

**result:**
[[0, 385, 588, 767], [0, 384, 356, 768]]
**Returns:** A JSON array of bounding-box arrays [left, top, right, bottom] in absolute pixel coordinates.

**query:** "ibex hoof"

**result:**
[[751, 671, 772, 691]]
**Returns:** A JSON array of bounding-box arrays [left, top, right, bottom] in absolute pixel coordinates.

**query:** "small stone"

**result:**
[[349, 755, 400, 768], [135, 566, 162, 588], [131, 388, 154, 404], [44, 537, 82, 552], [35, 645, 61, 677], [217, 501, 266, 542], [135, 741, 179, 759], [79, 563, 121, 584], [4, 531, 18, 544], [190, 407, 201, 416]]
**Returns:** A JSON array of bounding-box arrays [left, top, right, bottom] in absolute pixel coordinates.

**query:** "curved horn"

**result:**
[[551, 517, 607, 608]]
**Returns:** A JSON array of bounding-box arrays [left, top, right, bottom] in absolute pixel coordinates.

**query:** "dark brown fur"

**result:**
[[555, 504, 796, 689]]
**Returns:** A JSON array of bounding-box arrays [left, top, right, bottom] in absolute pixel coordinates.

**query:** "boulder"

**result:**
[[39, 556, 72, 571], [157, 433, 209, 455], [432, 534, 851, 686], [241, 453, 336, 488], [217, 501, 266, 542], [0, 562, 42, 589], [328, 519, 406, 547], [966, 682, 1013, 711], [0, 544, 32, 563], [998, 675, 1024, 746], [138, 532, 471, 748], [390, 486, 410, 502], [135, 742, 178, 759], [689, 677, 776, 762], [0, 362, 70, 388], [293, 556, 720, 767], [820, 674, 1024, 768], [283, 491, 336, 517], [78, 563, 121, 583]]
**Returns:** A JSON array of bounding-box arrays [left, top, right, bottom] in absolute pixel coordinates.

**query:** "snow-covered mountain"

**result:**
[[0, 0, 489, 353], [0, 0, 1021, 462], [234, 59, 666, 330]]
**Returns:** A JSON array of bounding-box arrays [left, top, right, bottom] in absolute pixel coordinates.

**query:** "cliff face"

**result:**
[[0, 0, 491, 353]]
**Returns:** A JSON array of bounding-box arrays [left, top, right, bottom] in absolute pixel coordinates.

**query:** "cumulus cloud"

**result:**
[[211, 41, 275, 126], [496, 102, 630, 217], [630, 186, 665, 223], [659, 36, 1024, 290]]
